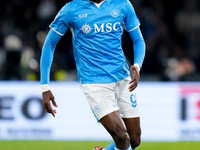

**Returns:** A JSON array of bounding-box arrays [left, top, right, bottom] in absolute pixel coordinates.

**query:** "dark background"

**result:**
[[0, 0, 200, 81]]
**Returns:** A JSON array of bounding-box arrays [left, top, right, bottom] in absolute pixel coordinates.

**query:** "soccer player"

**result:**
[[40, 0, 145, 150]]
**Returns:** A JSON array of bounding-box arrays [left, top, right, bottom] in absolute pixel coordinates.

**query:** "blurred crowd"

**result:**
[[0, 0, 200, 81]]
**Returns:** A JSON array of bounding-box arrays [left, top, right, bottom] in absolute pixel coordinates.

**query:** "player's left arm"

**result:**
[[128, 26, 145, 92]]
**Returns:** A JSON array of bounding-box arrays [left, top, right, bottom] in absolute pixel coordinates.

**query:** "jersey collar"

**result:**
[[82, 0, 110, 9]]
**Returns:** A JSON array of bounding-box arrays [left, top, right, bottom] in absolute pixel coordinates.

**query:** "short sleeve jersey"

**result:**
[[50, 0, 140, 84]]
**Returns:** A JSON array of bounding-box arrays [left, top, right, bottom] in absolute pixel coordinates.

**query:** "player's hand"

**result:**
[[128, 65, 140, 92], [42, 90, 58, 117]]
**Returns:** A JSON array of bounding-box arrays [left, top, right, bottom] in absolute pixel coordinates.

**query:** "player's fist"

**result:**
[[42, 90, 58, 117]]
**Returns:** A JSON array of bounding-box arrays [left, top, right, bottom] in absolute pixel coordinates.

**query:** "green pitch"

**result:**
[[0, 141, 199, 150]]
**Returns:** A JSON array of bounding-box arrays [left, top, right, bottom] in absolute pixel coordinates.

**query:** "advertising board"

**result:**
[[0, 81, 200, 141]]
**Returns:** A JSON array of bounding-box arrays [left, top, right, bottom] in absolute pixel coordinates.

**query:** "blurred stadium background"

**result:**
[[0, 0, 200, 149]]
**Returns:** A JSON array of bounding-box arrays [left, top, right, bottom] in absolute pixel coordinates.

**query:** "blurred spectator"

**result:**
[[37, 0, 57, 29], [175, 0, 200, 34], [37, 0, 57, 21], [2, 35, 23, 80], [175, 0, 200, 77], [21, 47, 39, 80], [0, 0, 200, 81], [164, 57, 196, 81]]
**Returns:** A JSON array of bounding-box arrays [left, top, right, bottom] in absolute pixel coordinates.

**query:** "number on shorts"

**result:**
[[130, 94, 137, 108]]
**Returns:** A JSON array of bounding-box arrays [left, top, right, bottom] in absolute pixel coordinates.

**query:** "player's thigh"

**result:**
[[123, 117, 141, 142], [80, 83, 119, 121], [100, 111, 127, 137]]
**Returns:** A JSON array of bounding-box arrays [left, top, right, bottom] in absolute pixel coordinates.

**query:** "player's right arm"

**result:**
[[40, 2, 72, 117], [40, 29, 62, 117]]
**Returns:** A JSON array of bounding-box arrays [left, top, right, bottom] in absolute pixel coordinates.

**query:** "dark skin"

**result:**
[[42, 65, 139, 117], [42, 65, 140, 149], [100, 112, 141, 149], [129, 65, 140, 92], [42, 1, 142, 149], [98, 66, 141, 149], [42, 90, 58, 117]]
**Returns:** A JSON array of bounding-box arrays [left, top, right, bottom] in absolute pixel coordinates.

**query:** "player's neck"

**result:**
[[90, 0, 104, 4]]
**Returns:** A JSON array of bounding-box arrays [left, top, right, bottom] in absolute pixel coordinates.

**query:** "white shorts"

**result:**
[[80, 76, 139, 121]]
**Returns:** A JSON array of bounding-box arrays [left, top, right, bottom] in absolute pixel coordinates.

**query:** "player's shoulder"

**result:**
[[62, 0, 76, 9], [62, 0, 85, 11]]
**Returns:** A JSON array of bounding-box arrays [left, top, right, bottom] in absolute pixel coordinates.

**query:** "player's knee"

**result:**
[[116, 131, 130, 143], [130, 132, 141, 148], [109, 126, 130, 144], [130, 137, 140, 148]]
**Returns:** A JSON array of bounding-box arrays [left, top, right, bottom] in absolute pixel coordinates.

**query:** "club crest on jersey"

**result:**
[[80, 23, 93, 35], [111, 9, 119, 18], [94, 105, 101, 114]]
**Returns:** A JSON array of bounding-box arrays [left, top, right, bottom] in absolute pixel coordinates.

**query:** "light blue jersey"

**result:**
[[49, 0, 141, 84]]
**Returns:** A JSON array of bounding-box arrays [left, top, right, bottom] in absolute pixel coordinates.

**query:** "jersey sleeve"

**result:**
[[129, 27, 145, 68], [124, 0, 140, 32], [49, 3, 72, 36], [40, 29, 62, 84]]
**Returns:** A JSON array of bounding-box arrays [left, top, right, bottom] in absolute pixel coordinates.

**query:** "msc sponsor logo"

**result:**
[[80, 23, 93, 35], [80, 22, 122, 35]]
